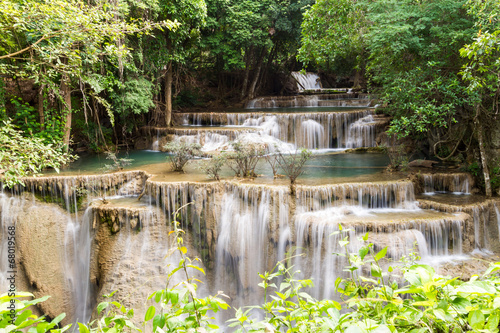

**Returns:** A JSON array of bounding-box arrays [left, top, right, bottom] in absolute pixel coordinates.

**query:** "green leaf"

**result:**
[[371, 264, 382, 278], [451, 296, 471, 310], [77, 323, 90, 333], [144, 305, 155, 322], [358, 246, 369, 260], [97, 302, 109, 314], [187, 265, 205, 275], [486, 312, 500, 331], [469, 310, 485, 330], [153, 314, 165, 330], [374, 247, 387, 261]]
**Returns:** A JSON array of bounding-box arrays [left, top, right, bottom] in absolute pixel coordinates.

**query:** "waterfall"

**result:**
[[296, 181, 419, 211], [300, 119, 325, 149], [291, 72, 322, 90], [495, 203, 500, 239], [213, 184, 290, 308], [292, 200, 466, 300], [245, 94, 373, 109], [0, 193, 24, 291], [421, 173, 473, 195], [63, 207, 93, 324], [151, 128, 161, 151], [2, 166, 489, 326], [0, 191, 95, 325], [215, 186, 271, 301], [345, 115, 376, 148], [193, 110, 377, 150]]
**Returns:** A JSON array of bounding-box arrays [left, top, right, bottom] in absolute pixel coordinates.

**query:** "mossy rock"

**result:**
[[344, 147, 386, 154]]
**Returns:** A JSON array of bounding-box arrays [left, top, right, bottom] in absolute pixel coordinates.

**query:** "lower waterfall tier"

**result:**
[[1, 172, 498, 327]]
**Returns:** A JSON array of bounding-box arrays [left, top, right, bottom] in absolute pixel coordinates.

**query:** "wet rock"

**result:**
[[14, 200, 76, 325], [408, 159, 438, 168]]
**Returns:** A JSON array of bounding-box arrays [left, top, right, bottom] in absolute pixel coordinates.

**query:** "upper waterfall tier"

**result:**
[[246, 93, 374, 108], [291, 71, 322, 90], [168, 110, 389, 151]]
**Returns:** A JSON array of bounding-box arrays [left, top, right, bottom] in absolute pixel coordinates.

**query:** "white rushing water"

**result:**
[[0, 170, 492, 327], [0, 193, 24, 293], [291, 71, 322, 90], [422, 173, 472, 195], [63, 207, 93, 324], [176, 110, 378, 151]]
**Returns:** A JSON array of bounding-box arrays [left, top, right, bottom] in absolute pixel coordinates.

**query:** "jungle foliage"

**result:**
[[0, 120, 76, 188]]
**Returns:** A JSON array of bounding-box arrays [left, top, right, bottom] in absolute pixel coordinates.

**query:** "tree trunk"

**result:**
[[353, 69, 361, 90], [241, 46, 253, 99], [38, 84, 45, 128], [248, 48, 266, 99], [165, 61, 173, 127], [476, 111, 492, 197], [61, 76, 72, 153], [476, 122, 493, 198]]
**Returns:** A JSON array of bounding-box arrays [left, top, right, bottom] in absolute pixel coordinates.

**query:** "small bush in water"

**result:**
[[199, 153, 227, 181], [164, 140, 202, 172], [227, 141, 265, 178]]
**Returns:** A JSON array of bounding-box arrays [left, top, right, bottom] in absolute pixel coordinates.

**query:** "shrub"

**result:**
[[264, 148, 280, 178], [276, 148, 312, 194], [199, 153, 227, 181], [227, 141, 265, 178], [0, 292, 71, 332], [101, 151, 133, 172], [164, 140, 202, 172], [0, 119, 77, 188]]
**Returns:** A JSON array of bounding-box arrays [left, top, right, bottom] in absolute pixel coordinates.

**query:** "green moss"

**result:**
[[33, 192, 84, 213], [344, 147, 386, 154]]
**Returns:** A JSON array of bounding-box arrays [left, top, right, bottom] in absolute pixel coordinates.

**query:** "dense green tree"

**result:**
[[361, 0, 474, 149], [0, 120, 76, 188], [460, 0, 500, 197], [299, 0, 475, 150], [298, 0, 367, 83], [0, 0, 173, 149], [201, 0, 313, 100], [297, 0, 500, 195], [137, 0, 207, 126]]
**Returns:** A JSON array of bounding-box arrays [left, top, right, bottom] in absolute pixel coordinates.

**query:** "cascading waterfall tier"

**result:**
[[0, 192, 94, 325], [142, 126, 258, 152], [172, 110, 386, 151], [296, 181, 418, 211], [418, 199, 498, 252], [11, 171, 147, 200], [291, 71, 322, 90], [0, 171, 148, 325], [293, 211, 470, 299], [416, 173, 474, 195], [245, 93, 374, 109]]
